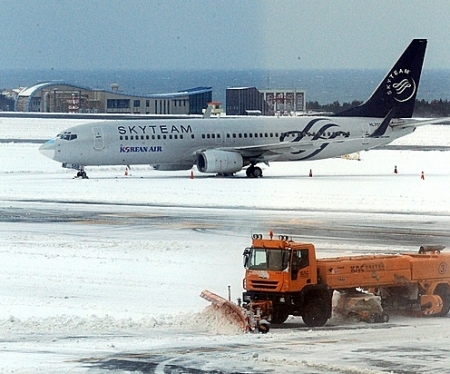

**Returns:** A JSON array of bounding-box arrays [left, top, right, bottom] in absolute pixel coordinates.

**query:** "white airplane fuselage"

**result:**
[[40, 115, 414, 171]]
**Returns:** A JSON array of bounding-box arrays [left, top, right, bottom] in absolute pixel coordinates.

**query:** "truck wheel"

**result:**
[[258, 322, 270, 333], [434, 285, 450, 316], [302, 298, 330, 327], [270, 309, 290, 324], [373, 313, 389, 323]]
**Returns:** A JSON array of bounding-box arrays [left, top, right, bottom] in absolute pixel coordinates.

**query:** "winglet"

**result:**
[[203, 104, 213, 118], [370, 108, 395, 137]]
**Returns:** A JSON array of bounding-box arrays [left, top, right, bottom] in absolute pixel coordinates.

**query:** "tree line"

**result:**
[[307, 99, 450, 117]]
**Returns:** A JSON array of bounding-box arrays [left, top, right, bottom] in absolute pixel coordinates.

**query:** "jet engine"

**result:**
[[196, 150, 243, 174]]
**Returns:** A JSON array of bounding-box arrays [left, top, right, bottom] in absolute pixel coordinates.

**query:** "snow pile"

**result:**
[[0, 313, 198, 334], [194, 305, 244, 335]]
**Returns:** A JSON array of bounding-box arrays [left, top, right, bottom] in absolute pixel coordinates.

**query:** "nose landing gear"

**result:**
[[74, 170, 89, 179]]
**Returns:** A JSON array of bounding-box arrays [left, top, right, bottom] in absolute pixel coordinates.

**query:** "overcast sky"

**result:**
[[1, 0, 449, 71]]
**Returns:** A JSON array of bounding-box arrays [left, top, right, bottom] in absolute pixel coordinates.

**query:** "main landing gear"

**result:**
[[246, 165, 263, 178]]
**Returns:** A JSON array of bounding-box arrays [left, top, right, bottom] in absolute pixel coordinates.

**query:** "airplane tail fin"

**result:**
[[335, 39, 427, 118]]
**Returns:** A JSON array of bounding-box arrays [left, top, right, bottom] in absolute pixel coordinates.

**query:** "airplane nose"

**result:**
[[39, 139, 56, 159]]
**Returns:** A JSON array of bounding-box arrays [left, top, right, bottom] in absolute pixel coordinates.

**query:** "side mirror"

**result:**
[[242, 248, 251, 268]]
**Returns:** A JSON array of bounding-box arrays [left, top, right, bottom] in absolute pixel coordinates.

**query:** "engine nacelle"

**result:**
[[196, 150, 243, 174]]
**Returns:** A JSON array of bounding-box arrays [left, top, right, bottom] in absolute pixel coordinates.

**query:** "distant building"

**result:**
[[260, 89, 306, 116], [226, 87, 305, 116], [1, 88, 21, 111], [12, 82, 212, 115], [226, 87, 265, 115]]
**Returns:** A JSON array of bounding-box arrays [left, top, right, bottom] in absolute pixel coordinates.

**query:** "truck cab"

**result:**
[[242, 234, 331, 326], [243, 234, 318, 294]]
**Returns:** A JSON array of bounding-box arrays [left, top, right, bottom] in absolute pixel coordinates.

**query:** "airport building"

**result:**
[[13, 82, 212, 115], [226, 87, 305, 116]]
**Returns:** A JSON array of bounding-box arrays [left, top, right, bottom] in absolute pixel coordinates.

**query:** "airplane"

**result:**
[[39, 39, 447, 178]]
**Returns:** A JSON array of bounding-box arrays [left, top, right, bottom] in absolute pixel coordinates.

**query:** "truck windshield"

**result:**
[[248, 248, 290, 271]]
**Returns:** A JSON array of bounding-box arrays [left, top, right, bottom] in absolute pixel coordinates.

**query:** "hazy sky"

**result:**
[[1, 0, 449, 71]]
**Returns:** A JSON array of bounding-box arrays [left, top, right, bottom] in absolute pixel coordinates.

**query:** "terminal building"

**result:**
[[226, 87, 305, 116], [13, 82, 212, 115]]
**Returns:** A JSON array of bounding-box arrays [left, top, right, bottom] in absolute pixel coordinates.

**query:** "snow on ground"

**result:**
[[1, 118, 450, 373]]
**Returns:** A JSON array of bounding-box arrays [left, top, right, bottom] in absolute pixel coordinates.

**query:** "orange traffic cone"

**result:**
[[309, 169, 313, 177], [190, 170, 194, 179]]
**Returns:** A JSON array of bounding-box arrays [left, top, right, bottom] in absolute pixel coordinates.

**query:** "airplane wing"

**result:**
[[391, 117, 450, 128], [220, 136, 358, 162]]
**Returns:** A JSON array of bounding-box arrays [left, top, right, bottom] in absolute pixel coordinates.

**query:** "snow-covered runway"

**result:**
[[1, 119, 450, 373]]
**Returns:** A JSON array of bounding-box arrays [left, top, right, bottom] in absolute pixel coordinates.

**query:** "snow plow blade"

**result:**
[[200, 290, 248, 331]]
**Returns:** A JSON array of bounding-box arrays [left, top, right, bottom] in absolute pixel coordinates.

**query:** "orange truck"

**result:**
[[241, 233, 450, 327]]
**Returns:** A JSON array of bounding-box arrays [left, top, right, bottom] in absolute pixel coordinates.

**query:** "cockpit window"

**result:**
[[57, 132, 77, 141]]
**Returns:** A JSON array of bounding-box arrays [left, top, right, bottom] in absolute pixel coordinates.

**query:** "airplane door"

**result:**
[[362, 123, 370, 145], [216, 132, 224, 144], [92, 127, 105, 150]]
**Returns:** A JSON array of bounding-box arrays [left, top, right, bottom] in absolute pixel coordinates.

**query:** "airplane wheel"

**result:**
[[253, 167, 263, 178], [246, 165, 262, 178]]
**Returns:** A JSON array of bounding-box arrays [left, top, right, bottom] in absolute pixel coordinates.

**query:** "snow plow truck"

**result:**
[[201, 233, 450, 330]]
